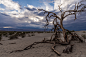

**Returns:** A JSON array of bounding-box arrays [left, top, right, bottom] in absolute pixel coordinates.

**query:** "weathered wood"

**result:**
[[73, 33, 83, 42], [66, 29, 83, 42], [51, 42, 61, 56], [24, 40, 55, 50], [10, 50, 24, 53], [63, 45, 74, 54], [10, 40, 61, 56]]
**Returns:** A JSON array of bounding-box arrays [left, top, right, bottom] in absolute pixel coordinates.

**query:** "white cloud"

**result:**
[[54, 0, 61, 10], [38, 1, 54, 11], [39, 0, 54, 3], [3, 26, 13, 28], [0, 8, 5, 10], [43, 2, 54, 11], [0, 0, 23, 18], [54, 0, 81, 10], [0, 0, 21, 12], [27, 4, 34, 9]]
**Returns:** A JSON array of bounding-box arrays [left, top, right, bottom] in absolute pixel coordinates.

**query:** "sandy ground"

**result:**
[[0, 31, 86, 57]]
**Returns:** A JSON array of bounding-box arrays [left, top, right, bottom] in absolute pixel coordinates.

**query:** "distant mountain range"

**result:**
[[0, 28, 51, 31], [0, 28, 44, 31], [0, 27, 86, 31]]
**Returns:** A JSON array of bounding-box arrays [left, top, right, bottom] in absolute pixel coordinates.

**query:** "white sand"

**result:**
[[0, 32, 86, 57]]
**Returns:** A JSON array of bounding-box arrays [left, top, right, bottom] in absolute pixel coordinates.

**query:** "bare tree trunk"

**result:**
[[53, 24, 59, 41], [60, 20, 67, 42]]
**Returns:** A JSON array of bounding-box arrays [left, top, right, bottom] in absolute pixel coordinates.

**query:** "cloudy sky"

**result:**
[[0, 0, 86, 31]]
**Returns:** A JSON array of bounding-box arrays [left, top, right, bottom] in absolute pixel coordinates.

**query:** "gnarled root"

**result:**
[[51, 42, 61, 56], [24, 40, 54, 50], [10, 38, 54, 53]]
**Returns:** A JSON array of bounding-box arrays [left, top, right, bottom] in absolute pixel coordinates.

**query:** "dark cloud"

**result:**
[[63, 12, 86, 31], [34, 10, 60, 17], [25, 17, 28, 18], [34, 12, 45, 16], [1, 13, 9, 16], [30, 21, 44, 25], [0, 13, 19, 28], [25, 7, 37, 11], [12, 14, 17, 15]]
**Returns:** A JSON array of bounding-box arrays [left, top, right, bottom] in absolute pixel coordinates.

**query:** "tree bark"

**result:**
[[60, 19, 67, 42]]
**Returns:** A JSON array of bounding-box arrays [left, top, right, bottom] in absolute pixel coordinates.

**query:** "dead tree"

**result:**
[[38, 0, 86, 43], [10, 0, 86, 56]]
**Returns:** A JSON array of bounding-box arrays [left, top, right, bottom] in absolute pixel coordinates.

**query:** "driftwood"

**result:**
[[10, 50, 24, 53], [10, 38, 61, 56], [10, 35, 82, 56], [66, 29, 83, 42], [63, 45, 74, 54], [72, 33, 83, 42], [23, 42, 53, 50], [51, 42, 61, 56]]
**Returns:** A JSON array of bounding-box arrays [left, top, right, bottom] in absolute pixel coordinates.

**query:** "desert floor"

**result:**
[[0, 31, 86, 57]]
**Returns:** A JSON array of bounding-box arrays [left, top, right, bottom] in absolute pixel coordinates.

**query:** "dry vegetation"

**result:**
[[81, 34, 86, 39], [0, 31, 52, 41], [0, 31, 35, 40]]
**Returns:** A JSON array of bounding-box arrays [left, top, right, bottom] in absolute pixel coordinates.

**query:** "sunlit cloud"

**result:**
[[54, 0, 81, 10], [3, 26, 13, 28], [0, 0, 21, 11], [0, 8, 5, 10], [27, 4, 35, 9]]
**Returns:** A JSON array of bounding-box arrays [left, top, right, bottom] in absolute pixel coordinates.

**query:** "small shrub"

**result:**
[[71, 30, 75, 32], [8, 31, 15, 35], [28, 34, 31, 37], [66, 31, 70, 35], [83, 31, 86, 33], [3, 33, 8, 37], [9, 35, 18, 40], [0, 34, 2, 41], [3, 33, 6, 35], [0, 36, 2, 41], [81, 34, 86, 39], [18, 32, 26, 38], [31, 33, 35, 36], [21, 34, 25, 38], [5, 35, 8, 37]]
